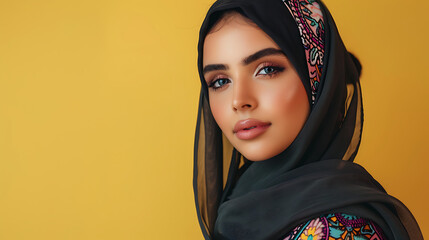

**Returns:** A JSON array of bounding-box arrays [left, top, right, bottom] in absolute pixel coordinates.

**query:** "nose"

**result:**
[[232, 79, 257, 111]]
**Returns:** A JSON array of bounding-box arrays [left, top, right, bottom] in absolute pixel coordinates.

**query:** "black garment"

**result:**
[[193, 0, 423, 239]]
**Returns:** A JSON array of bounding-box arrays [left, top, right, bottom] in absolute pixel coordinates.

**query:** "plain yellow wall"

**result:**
[[0, 0, 427, 239]]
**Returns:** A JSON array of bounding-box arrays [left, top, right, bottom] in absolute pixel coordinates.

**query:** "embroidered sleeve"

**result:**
[[283, 213, 385, 240]]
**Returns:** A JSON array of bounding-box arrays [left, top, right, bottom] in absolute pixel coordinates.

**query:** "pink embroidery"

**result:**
[[283, 0, 325, 104]]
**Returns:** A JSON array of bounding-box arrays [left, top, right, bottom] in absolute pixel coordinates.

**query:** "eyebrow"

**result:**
[[202, 64, 228, 75], [203, 48, 285, 75], [242, 48, 284, 65]]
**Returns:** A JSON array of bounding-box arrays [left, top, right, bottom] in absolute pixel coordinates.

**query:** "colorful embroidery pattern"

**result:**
[[283, 213, 385, 240], [283, 0, 325, 104]]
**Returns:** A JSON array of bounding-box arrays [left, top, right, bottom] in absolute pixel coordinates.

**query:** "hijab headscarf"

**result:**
[[193, 0, 423, 239]]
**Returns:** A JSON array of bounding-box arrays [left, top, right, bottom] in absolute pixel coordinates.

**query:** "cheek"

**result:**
[[262, 80, 308, 116], [261, 78, 309, 138], [209, 95, 232, 132]]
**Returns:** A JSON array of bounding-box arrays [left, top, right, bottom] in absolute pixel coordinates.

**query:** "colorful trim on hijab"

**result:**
[[283, 213, 385, 240], [283, 0, 325, 104]]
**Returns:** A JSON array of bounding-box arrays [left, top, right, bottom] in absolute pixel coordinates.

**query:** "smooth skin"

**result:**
[[203, 13, 310, 161]]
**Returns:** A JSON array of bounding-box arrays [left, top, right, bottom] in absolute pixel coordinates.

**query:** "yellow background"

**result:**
[[0, 0, 427, 239]]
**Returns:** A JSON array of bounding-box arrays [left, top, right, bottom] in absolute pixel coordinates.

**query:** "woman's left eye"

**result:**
[[257, 66, 284, 76]]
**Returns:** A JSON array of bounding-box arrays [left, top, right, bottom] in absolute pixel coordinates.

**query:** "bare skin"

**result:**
[[203, 13, 310, 161]]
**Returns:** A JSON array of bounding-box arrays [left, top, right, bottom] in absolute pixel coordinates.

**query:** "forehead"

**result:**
[[203, 14, 279, 64]]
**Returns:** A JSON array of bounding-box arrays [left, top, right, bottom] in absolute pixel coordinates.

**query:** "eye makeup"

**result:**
[[255, 62, 285, 77], [208, 77, 231, 91], [206, 61, 287, 91]]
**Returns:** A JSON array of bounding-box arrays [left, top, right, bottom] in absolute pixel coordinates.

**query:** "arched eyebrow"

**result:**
[[202, 64, 228, 75], [203, 48, 284, 75], [242, 48, 284, 65]]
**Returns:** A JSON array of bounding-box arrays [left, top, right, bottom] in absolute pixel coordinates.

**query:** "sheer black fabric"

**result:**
[[193, 0, 423, 239]]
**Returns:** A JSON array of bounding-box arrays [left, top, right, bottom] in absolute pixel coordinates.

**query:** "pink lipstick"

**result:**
[[233, 119, 271, 140]]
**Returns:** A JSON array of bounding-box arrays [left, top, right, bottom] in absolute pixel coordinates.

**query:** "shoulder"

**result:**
[[283, 213, 385, 240]]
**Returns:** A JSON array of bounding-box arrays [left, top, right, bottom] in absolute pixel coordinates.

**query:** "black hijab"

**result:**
[[193, 0, 423, 239]]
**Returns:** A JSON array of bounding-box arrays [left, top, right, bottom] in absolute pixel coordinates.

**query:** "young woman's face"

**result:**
[[203, 13, 310, 161]]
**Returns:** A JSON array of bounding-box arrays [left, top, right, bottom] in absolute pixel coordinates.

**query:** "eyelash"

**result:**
[[208, 78, 230, 91], [257, 63, 285, 77], [208, 64, 285, 91]]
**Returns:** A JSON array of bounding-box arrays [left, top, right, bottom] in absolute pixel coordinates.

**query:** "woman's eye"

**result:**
[[209, 78, 230, 90], [257, 66, 284, 76]]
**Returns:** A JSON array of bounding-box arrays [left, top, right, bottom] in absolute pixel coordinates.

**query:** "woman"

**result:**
[[193, 0, 423, 239]]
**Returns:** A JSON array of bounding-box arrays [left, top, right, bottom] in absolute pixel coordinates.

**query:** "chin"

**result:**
[[238, 145, 287, 162]]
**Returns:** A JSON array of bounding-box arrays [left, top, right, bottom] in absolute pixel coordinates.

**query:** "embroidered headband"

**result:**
[[283, 0, 325, 104]]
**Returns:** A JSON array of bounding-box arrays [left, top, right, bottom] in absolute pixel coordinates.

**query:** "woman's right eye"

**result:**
[[209, 78, 230, 90]]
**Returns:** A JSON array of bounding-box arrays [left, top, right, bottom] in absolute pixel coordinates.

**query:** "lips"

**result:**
[[233, 119, 271, 140]]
